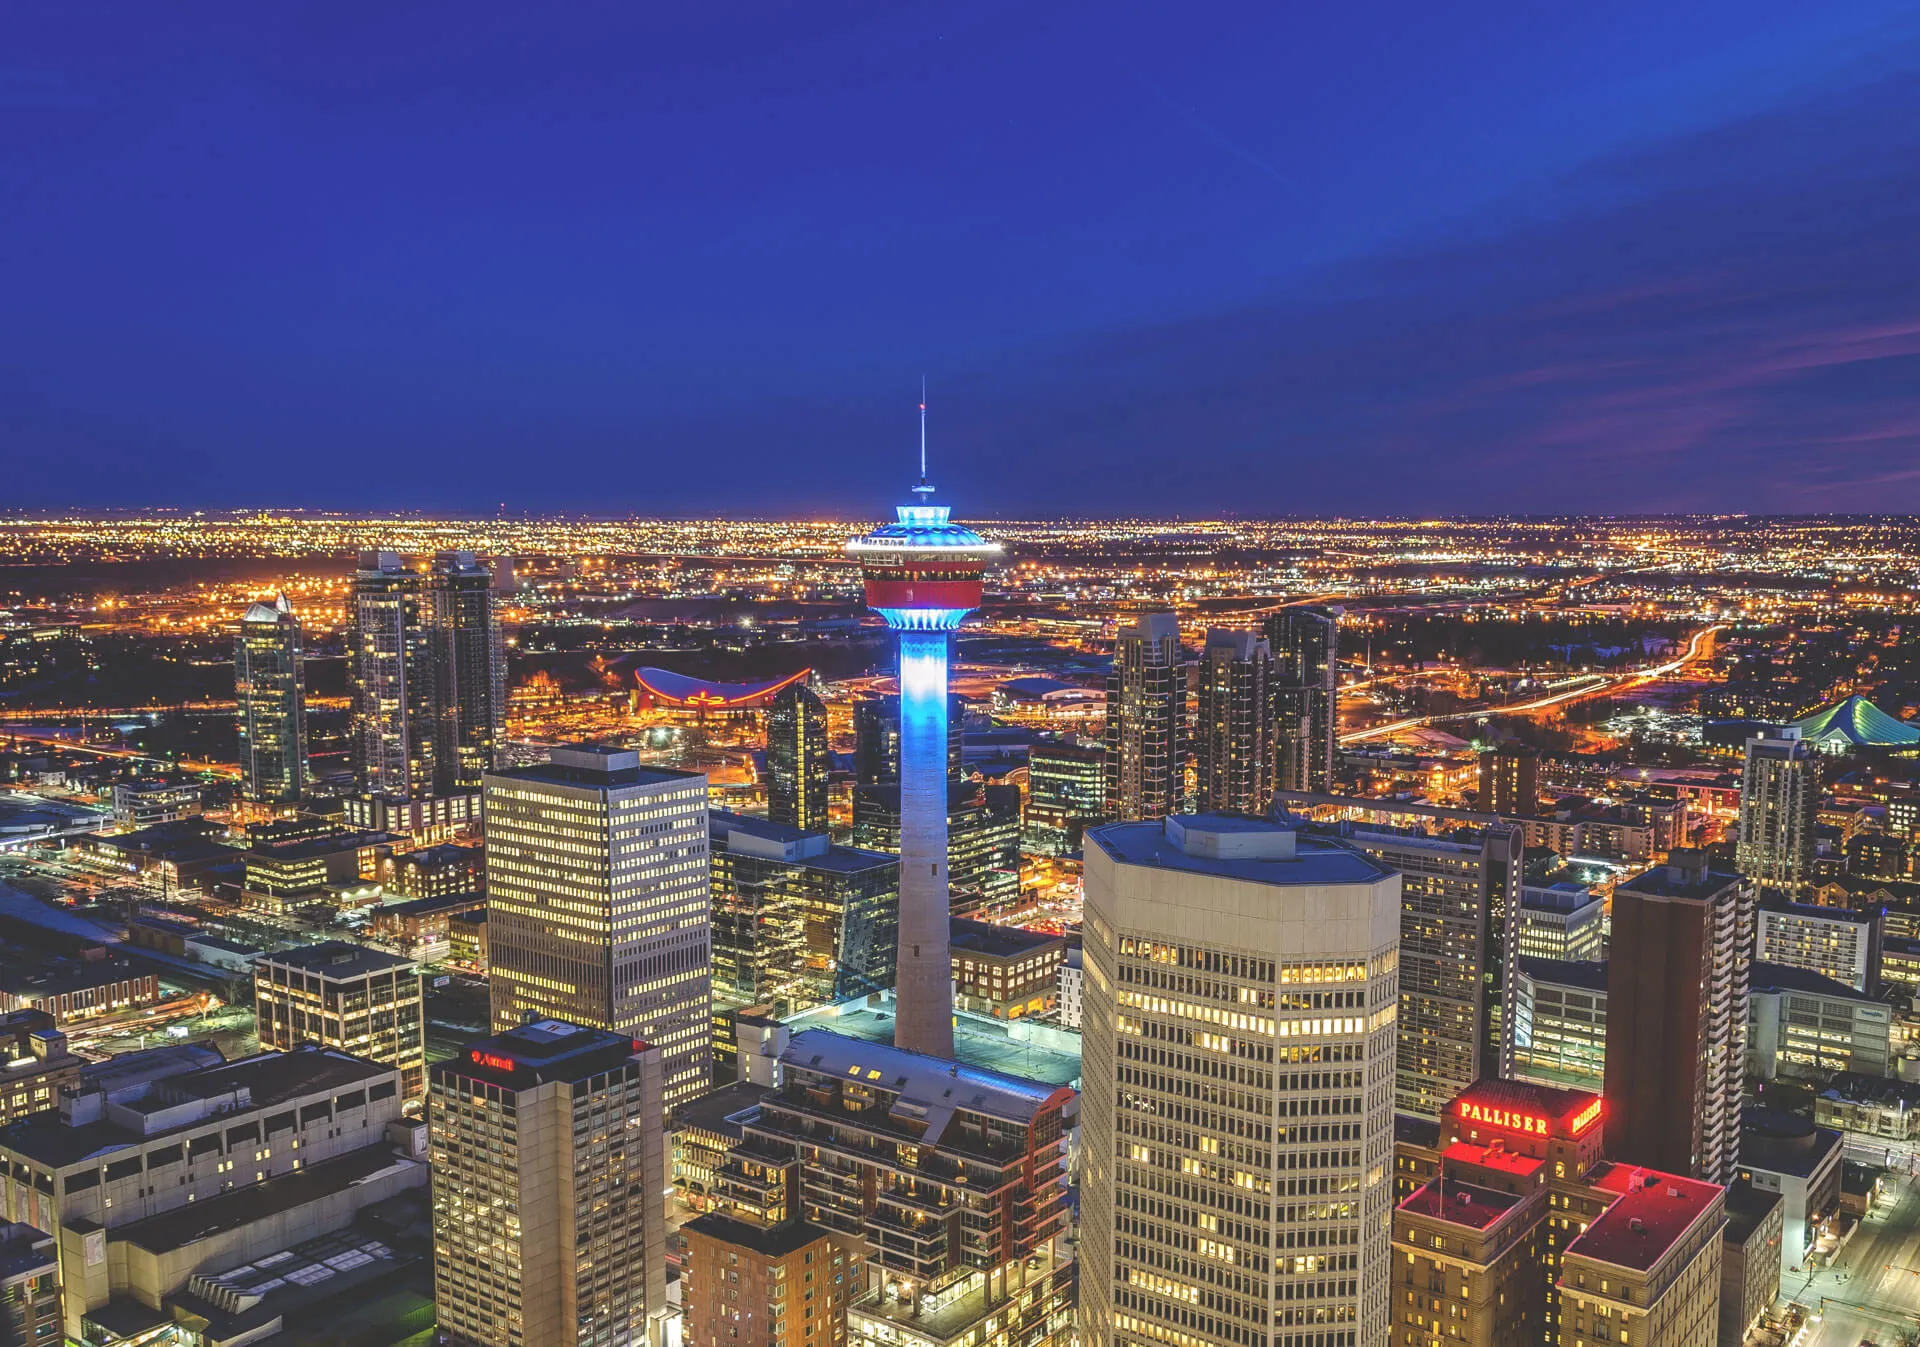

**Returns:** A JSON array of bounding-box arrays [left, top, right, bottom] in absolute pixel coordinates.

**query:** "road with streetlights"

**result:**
[[1796, 1170, 1920, 1347]]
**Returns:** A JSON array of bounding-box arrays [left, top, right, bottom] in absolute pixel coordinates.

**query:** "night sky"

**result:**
[[6, 3, 1920, 517]]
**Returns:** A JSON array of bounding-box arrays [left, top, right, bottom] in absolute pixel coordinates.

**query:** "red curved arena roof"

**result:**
[[633, 666, 809, 709]]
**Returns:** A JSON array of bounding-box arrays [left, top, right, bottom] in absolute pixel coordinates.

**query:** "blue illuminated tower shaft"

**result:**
[[895, 628, 954, 1058]]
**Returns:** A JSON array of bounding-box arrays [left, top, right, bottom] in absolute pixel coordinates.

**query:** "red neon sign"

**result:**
[[471, 1050, 517, 1073], [1569, 1098, 1603, 1135], [1456, 1100, 1550, 1136]]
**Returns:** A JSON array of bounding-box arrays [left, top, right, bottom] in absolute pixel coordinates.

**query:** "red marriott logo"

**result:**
[[471, 1050, 517, 1073]]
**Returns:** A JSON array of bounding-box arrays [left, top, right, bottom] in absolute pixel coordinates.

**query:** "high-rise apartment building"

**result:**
[[852, 692, 964, 786], [1477, 743, 1539, 816], [1024, 737, 1106, 855], [349, 549, 505, 803], [429, 549, 507, 795], [1193, 628, 1274, 816], [1104, 612, 1185, 822], [683, 1213, 860, 1347], [708, 810, 898, 1077], [235, 593, 308, 803], [1735, 731, 1818, 894], [1265, 607, 1338, 793], [1333, 822, 1522, 1120], [1081, 813, 1402, 1347], [1754, 899, 1880, 992], [766, 682, 831, 832], [430, 1020, 668, 1347], [719, 1030, 1076, 1347], [253, 942, 426, 1098], [484, 747, 713, 1105], [1605, 851, 1754, 1184]]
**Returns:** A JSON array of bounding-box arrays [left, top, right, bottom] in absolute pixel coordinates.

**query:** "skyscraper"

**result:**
[[1103, 612, 1184, 822], [850, 779, 1022, 917], [430, 1020, 669, 1347], [484, 746, 714, 1105], [1735, 730, 1818, 894], [350, 550, 433, 799], [1604, 850, 1754, 1184], [845, 413, 997, 1059], [765, 681, 830, 831], [348, 549, 505, 803], [429, 549, 506, 795], [1266, 606, 1338, 792], [1192, 627, 1273, 815], [235, 593, 307, 803], [1080, 814, 1402, 1347]]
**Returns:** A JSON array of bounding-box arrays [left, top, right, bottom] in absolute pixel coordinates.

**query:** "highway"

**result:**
[[1797, 1170, 1920, 1347], [1338, 622, 1725, 746]]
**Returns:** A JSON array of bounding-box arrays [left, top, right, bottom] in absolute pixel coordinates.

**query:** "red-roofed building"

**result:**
[[1391, 1080, 1731, 1347]]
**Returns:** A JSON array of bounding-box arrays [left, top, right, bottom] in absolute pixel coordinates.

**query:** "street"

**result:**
[[1797, 1170, 1920, 1347]]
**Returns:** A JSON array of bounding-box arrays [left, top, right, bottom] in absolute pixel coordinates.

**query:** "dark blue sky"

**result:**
[[6, 3, 1920, 516]]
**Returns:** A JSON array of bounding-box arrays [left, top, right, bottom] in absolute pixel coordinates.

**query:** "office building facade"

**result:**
[[1104, 613, 1185, 822], [1510, 957, 1608, 1090], [235, 593, 308, 804], [430, 1020, 668, 1347], [1735, 732, 1818, 894], [766, 682, 831, 833], [708, 811, 898, 1076], [1024, 738, 1106, 855], [253, 942, 426, 1099], [1193, 628, 1274, 817], [851, 781, 1021, 918], [1604, 852, 1754, 1185], [1081, 814, 1402, 1347], [1339, 822, 1523, 1120], [428, 549, 507, 795], [485, 747, 713, 1105], [852, 692, 964, 787]]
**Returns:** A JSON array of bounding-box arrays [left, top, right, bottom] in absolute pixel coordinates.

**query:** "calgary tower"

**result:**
[[847, 391, 999, 1058]]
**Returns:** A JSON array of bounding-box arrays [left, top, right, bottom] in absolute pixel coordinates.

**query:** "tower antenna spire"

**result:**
[[914, 376, 934, 499]]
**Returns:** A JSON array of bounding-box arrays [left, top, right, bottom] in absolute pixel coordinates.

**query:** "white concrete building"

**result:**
[[1058, 945, 1084, 1029], [1079, 814, 1401, 1347]]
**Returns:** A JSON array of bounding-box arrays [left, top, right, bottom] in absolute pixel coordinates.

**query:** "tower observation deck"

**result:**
[[846, 407, 999, 1058]]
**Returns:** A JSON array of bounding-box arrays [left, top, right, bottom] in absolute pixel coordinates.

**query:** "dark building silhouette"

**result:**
[[1478, 742, 1540, 816], [850, 691, 962, 785]]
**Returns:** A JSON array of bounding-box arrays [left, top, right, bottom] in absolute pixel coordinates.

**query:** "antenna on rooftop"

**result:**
[[913, 376, 934, 500]]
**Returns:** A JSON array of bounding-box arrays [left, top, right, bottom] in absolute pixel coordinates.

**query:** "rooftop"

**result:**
[[1442, 1139, 1543, 1179], [780, 999, 1082, 1088], [783, 1028, 1071, 1139], [1087, 815, 1389, 889], [684, 1211, 835, 1260], [950, 918, 1063, 959], [0, 1047, 389, 1169], [256, 941, 415, 978], [1451, 1076, 1603, 1127], [1569, 1165, 1723, 1273], [1759, 900, 1877, 927], [1399, 1177, 1528, 1231], [1750, 961, 1876, 1002], [0, 1221, 55, 1285], [115, 1145, 422, 1255], [1519, 956, 1610, 993], [370, 891, 486, 919], [671, 1079, 763, 1140], [1614, 852, 1741, 903], [437, 1019, 644, 1091], [489, 752, 703, 792], [1722, 1182, 1783, 1245]]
